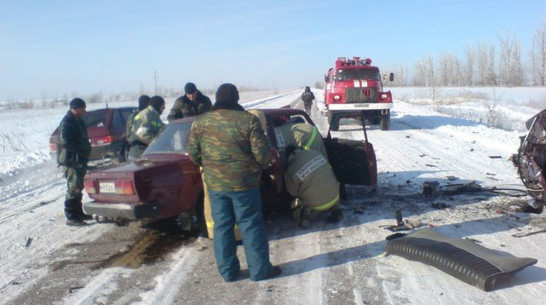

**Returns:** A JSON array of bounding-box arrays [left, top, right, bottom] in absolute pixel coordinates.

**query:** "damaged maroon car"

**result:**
[[83, 108, 377, 231], [513, 109, 546, 214]]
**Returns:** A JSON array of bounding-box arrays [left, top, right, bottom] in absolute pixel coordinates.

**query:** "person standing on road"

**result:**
[[127, 95, 165, 160], [125, 95, 150, 161], [188, 83, 281, 282], [300, 86, 315, 115], [56, 98, 92, 226], [284, 145, 343, 229], [167, 82, 212, 122]]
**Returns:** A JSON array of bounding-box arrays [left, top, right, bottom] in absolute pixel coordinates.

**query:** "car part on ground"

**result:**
[[386, 228, 537, 291]]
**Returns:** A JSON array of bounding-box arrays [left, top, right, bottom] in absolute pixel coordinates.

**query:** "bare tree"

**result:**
[[463, 46, 476, 86], [438, 52, 462, 86], [412, 58, 427, 86], [475, 41, 496, 86], [498, 32, 524, 86], [529, 21, 546, 86]]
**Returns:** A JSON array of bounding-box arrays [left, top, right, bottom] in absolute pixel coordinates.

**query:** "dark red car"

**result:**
[[50, 107, 137, 162], [83, 108, 377, 231]]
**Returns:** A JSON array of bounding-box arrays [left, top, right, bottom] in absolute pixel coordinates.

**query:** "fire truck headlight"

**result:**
[[334, 95, 341, 101], [381, 93, 388, 99]]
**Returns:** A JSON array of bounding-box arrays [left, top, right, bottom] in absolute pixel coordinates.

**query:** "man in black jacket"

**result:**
[[167, 82, 212, 121], [56, 98, 92, 226]]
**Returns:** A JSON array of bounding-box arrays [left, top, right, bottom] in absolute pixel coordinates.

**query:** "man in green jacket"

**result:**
[[188, 83, 281, 282], [56, 98, 92, 226], [284, 145, 343, 229], [128, 96, 165, 160], [167, 82, 212, 122]]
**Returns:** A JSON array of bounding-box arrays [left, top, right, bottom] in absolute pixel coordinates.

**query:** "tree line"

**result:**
[[388, 21, 546, 87]]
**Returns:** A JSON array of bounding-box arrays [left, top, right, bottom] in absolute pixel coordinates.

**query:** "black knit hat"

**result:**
[[149, 95, 165, 113], [215, 83, 239, 104], [69, 98, 86, 109], [184, 82, 197, 94], [138, 95, 150, 111]]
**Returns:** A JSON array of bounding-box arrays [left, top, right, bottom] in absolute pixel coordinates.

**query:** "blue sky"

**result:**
[[1, 0, 545, 101]]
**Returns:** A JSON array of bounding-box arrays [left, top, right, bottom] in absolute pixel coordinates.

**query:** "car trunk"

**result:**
[[84, 154, 202, 219]]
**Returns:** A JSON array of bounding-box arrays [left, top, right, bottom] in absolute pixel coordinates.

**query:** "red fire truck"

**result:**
[[324, 57, 394, 130]]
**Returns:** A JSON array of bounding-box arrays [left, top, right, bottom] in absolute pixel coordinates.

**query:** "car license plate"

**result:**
[[99, 182, 116, 193]]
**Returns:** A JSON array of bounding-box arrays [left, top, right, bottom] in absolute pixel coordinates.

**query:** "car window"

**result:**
[[83, 109, 108, 127], [144, 121, 193, 155], [112, 109, 124, 128], [119, 108, 136, 125]]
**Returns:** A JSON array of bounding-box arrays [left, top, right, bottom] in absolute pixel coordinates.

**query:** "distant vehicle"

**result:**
[[82, 108, 377, 232], [324, 56, 394, 131], [513, 109, 546, 214], [49, 107, 137, 163]]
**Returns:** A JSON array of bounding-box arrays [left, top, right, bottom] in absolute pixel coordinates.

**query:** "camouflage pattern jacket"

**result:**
[[167, 91, 212, 122], [57, 110, 91, 168], [187, 103, 272, 192], [284, 148, 339, 211], [125, 109, 139, 144], [274, 123, 328, 160], [132, 106, 164, 145]]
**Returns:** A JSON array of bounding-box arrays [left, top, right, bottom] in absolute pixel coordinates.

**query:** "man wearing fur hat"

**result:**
[[167, 82, 212, 122], [56, 98, 92, 226], [128, 95, 165, 160], [188, 83, 281, 282]]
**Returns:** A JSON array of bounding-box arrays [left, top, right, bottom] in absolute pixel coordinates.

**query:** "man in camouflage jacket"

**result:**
[[127, 96, 165, 160], [167, 82, 212, 122], [56, 98, 92, 226], [188, 83, 281, 282]]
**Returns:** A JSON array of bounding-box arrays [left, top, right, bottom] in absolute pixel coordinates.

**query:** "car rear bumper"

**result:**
[[83, 201, 160, 219]]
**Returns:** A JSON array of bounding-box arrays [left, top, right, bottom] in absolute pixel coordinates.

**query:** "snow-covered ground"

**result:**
[[1, 87, 546, 305]]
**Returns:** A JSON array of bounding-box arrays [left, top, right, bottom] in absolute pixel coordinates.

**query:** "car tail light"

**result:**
[[115, 181, 135, 195], [91, 135, 114, 146], [49, 143, 57, 152], [84, 181, 97, 194]]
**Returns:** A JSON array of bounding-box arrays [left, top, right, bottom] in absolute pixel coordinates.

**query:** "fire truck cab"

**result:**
[[324, 56, 394, 131]]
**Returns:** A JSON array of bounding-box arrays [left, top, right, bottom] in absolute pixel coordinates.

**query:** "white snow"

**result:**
[[1, 87, 546, 304]]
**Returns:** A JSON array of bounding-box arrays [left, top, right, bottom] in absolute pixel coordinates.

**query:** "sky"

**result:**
[[1, 0, 545, 101]]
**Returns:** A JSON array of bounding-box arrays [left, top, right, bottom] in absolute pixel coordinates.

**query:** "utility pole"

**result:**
[[154, 70, 158, 95]]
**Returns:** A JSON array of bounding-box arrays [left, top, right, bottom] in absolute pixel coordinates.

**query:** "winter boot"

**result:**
[[326, 208, 344, 223]]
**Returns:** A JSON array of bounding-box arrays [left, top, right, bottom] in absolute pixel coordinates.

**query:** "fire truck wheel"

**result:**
[[380, 114, 390, 131], [328, 112, 339, 131]]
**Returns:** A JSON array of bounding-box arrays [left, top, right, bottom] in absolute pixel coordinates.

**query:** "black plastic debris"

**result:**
[[386, 228, 537, 291]]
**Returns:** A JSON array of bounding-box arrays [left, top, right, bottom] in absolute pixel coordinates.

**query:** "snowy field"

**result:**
[[1, 87, 546, 304]]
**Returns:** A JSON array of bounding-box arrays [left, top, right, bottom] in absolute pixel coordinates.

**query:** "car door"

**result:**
[[324, 111, 377, 188]]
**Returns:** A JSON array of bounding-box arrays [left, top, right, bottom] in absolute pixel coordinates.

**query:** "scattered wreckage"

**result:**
[[512, 109, 546, 214]]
